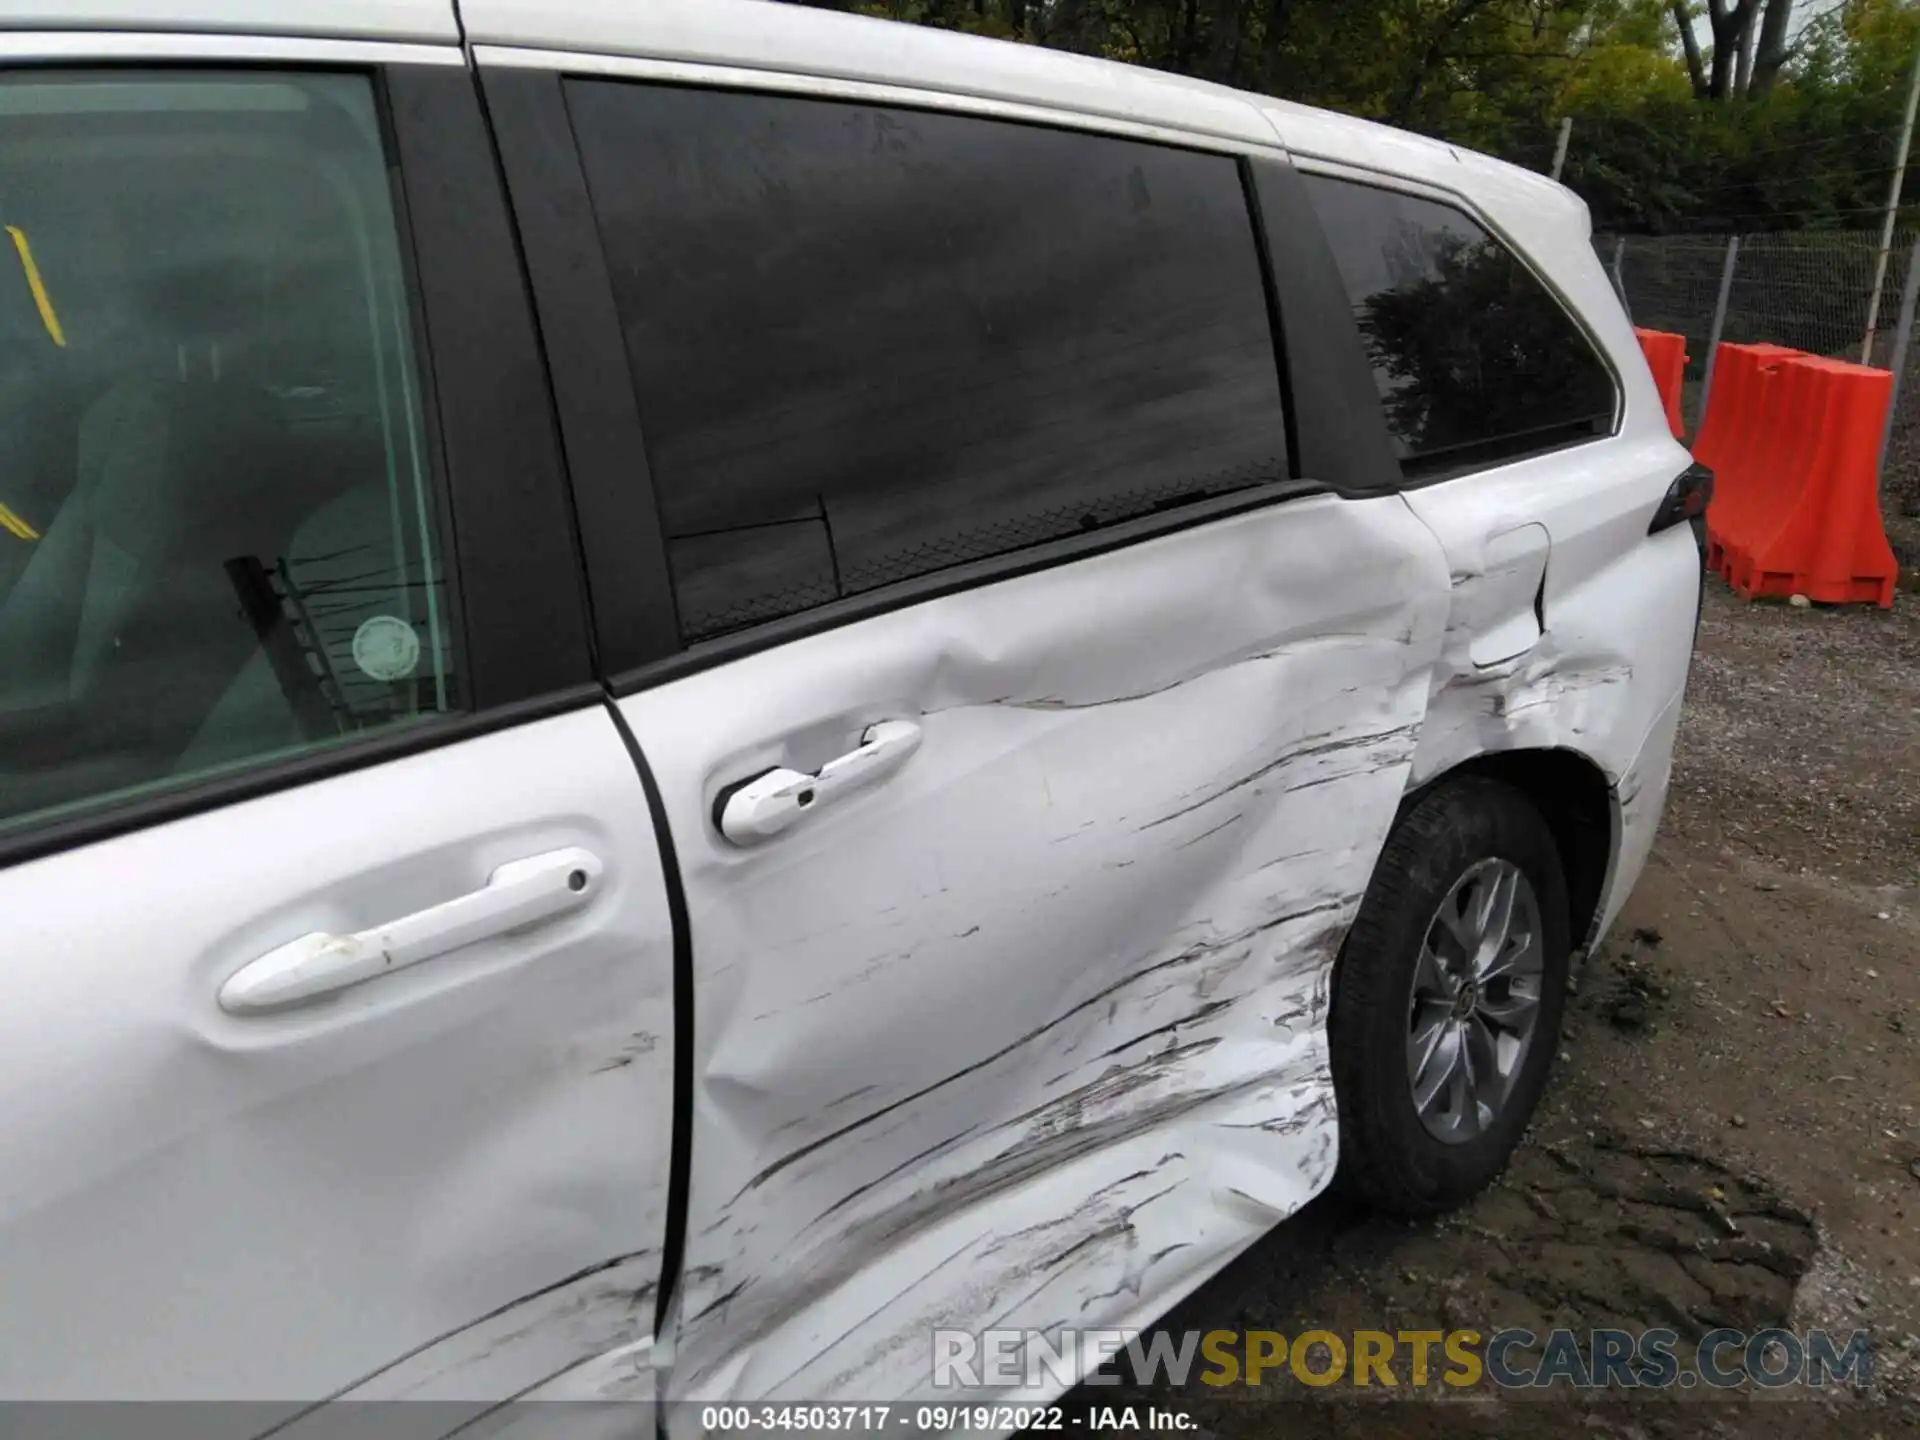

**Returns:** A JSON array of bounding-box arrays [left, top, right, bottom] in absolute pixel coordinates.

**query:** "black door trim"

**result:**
[[386, 62, 597, 707], [478, 65, 683, 680], [1243, 154, 1404, 497], [597, 693, 697, 1341]]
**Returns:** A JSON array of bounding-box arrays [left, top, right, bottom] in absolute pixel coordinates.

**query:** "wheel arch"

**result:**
[[1397, 748, 1618, 954]]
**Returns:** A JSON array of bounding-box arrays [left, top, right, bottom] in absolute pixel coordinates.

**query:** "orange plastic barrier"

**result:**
[[1702, 350, 1898, 608], [1693, 341, 1799, 478], [1695, 342, 1804, 576], [1633, 327, 1688, 438]]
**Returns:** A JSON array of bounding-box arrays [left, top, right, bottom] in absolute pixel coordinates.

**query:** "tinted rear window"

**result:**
[[567, 82, 1291, 641], [1301, 173, 1615, 476]]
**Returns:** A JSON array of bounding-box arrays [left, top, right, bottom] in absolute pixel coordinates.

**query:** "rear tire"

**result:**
[[1330, 775, 1571, 1217]]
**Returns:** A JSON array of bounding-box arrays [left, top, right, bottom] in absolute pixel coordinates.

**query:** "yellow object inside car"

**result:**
[[6, 224, 64, 349], [0, 503, 36, 542]]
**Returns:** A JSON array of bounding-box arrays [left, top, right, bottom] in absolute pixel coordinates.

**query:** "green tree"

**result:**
[[787, 0, 1920, 233]]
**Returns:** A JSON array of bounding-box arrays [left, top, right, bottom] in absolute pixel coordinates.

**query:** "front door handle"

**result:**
[[218, 847, 604, 1014], [717, 719, 922, 845]]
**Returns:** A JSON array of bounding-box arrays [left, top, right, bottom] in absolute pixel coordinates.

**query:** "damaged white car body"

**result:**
[[0, 0, 1701, 1432]]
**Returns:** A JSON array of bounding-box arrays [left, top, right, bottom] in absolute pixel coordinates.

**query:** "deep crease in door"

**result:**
[[618, 494, 1453, 1409]]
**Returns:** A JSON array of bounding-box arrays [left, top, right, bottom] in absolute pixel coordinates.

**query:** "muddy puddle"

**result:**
[[1044, 1131, 1845, 1438]]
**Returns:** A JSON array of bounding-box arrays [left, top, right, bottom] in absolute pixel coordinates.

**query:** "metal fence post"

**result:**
[[1609, 236, 1631, 322], [1698, 234, 1741, 437], [1875, 235, 1920, 489]]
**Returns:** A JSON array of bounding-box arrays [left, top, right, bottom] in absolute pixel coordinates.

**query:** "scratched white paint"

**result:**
[[0, 711, 675, 1402], [1604, 690, 1686, 941], [1377, 170, 1699, 945], [1406, 508, 1699, 949], [1395, 376, 1694, 746], [1461, 522, 1551, 667], [527, 3, 1698, 1425], [308, 1255, 659, 1407], [616, 493, 1454, 1421], [0, 4, 1703, 1422], [1266, 96, 1699, 955]]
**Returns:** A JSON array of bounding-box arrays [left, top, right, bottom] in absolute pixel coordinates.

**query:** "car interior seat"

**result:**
[[0, 366, 351, 818]]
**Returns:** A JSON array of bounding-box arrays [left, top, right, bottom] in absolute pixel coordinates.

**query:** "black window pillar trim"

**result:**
[[384, 61, 596, 708], [1244, 154, 1404, 498], [1237, 156, 1303, 483], [476, 64, 684, 680]]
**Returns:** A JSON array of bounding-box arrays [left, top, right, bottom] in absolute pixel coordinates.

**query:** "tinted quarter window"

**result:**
[[567, 83, 1290, 643], [1300, 173, 1615, 475]]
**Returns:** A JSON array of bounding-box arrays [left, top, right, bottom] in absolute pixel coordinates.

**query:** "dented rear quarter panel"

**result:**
[[1389, 164, 1698, 944], [1262, 113, 1698, 946], [616, 493, 1455, 1413]]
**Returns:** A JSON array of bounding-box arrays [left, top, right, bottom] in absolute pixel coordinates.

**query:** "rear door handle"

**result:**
[[218, 847, 604, 1014], [717, 719, 922, 845]]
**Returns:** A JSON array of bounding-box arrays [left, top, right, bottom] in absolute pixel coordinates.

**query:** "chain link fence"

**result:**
[[1596, 230, 1920, 559]]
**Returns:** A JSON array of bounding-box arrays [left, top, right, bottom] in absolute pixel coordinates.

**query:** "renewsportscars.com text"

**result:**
[[932, 1326, 1874, 1391]]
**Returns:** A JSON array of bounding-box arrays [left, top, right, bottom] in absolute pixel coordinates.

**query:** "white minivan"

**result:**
[[0, 0, 1706, 1429]]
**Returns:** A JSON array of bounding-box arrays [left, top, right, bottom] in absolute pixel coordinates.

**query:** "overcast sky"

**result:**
[[1683, 0, 1847, 56]]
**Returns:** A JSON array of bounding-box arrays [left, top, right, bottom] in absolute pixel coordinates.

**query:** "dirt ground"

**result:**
[[1056, 577, 1920, 1438]]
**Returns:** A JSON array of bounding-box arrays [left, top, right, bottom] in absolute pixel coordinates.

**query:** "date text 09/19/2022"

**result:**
[[696, 1406, 1199, 1432]]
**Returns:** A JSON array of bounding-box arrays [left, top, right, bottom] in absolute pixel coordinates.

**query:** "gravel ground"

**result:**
[[1052, 577, 1920, 1439]]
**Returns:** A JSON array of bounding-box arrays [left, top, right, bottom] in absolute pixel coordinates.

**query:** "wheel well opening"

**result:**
[[1408, 750, 1615, 951]]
